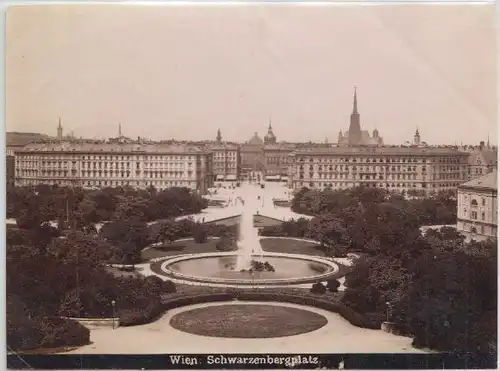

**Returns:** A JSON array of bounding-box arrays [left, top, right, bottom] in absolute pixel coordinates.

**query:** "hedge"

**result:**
[[119, 300, 164, 327]]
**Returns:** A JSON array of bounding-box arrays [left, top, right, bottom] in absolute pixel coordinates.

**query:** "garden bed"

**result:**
[[169, 304, 327, 338]]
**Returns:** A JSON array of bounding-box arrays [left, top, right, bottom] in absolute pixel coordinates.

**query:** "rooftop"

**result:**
[[15, 142, 211, 154], [459, 171, 497, 191], [7, 132, 50, 147], [293, 146, 470, 156]]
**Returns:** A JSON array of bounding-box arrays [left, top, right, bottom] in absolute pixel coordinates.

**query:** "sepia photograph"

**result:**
[[5, 2, 497, 369]]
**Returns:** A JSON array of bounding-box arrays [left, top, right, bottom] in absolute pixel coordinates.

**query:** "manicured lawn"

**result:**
[[142, 239, 222, 261], [260, 238, 327, 257], [254, 215, 283, 228], [169, 304, 328, 338], [205, 215, 240, 226]]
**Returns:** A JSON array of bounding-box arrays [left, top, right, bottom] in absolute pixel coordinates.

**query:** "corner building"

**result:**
[[457, 171, 497, 240], [14, 141, 214, 194], [288, 146, 469, 194]]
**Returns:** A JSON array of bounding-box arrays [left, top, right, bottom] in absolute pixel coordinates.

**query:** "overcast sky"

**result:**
[[6, 3, 496, 145]]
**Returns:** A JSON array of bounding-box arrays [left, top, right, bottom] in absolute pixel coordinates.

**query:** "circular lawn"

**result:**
[[169, 304, 328, 338]]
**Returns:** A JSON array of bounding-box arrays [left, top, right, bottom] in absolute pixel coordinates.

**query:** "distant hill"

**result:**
[[6, 132, 51, 147]]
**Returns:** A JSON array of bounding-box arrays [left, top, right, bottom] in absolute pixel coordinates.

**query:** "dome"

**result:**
[[248, 132, 264, 145]]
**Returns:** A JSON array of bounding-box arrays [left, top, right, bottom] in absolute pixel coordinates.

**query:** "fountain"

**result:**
[[157, 185, 339, 286], [235, 211, 260, 270]]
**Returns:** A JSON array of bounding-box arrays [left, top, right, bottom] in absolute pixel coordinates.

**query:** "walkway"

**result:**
[[67, 301, 423, 354], [177, 182, 312, 224]]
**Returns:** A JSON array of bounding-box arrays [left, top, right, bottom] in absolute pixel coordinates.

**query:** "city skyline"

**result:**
[[6, 4, 496, 145]]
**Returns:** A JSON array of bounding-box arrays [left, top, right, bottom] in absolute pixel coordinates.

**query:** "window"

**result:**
[[482, 198, 485, 206], [471, 199, 478, 207], [482, 212, 485, 220], [471, 211, 478, 220]]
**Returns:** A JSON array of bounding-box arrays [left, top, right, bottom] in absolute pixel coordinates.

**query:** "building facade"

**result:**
[[240, 132, 266, 178], [6, 131, 50, 187], [288, 146, 469, 194], [211, 143, 241, 181], [466, 145, 497, 181], [264, 143, 295, 178], [457, 171, 497, 240], [14, 141, 214, 194]]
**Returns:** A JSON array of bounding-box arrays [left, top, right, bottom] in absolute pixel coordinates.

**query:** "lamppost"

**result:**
[[111, 300, 116, 329], [385, 302, 393, 323]]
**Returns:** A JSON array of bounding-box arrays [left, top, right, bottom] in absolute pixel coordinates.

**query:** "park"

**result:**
[[6, 181, 496, 365]]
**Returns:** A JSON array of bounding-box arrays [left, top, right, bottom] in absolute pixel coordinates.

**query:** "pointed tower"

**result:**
[[118, 123, 122, 137], [264, 119, 277, 144], [216, 128, 222, 143], [414, 127, 421, 146], [57, 118, 63, 140], [487, 133, 490, 149], [348, 87, 361, 146], [338, 130, 344, 144]]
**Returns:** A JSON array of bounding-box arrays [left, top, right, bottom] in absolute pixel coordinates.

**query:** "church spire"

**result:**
[[216, 128, 222, 143], [352, 86, 358, 114], [57, 117, 63, 140], [118, 123, 122, 137], [348, 86, 361, 146]]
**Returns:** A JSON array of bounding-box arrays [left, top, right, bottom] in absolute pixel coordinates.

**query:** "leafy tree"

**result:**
[[156, 219, 182, 245]]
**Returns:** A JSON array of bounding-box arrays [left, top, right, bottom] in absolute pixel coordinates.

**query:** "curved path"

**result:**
[[68, 301, 424, 354]]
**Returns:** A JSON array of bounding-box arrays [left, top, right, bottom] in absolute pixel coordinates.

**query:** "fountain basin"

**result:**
[[158, 252, 339, 286]]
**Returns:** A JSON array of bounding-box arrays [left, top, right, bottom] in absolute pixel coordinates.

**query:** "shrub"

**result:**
[[327, 279, 341, 293], [7, 316, 90, 351], [193, 226, 208, 243], [310, 282, 327, 294]]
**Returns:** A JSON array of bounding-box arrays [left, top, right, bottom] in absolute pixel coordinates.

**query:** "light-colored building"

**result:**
[[264, 143, 295, 178], [6, 131, 51, 187], [288, 146, 469, 194], [457, 171, 497, 240], [14, 141, 214, 194], [211, 141, 240, 181]]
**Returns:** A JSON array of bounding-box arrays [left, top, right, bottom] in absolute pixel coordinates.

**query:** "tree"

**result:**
[[326, 279, 341, 293], [58, 290, 83, 317], [156, 219, 181, 245], [308, 215, 351, 255]]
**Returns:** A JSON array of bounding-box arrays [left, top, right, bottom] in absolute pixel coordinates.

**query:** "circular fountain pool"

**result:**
[[157, 252, 338, 286]]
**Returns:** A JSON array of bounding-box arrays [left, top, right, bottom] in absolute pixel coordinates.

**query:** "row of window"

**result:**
[[299, 173, 420, 181], [296, 157, 464, 164]]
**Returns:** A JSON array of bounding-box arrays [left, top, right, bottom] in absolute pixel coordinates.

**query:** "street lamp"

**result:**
[[385, 302, 393, 323], [111, 300, 116, 329]]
